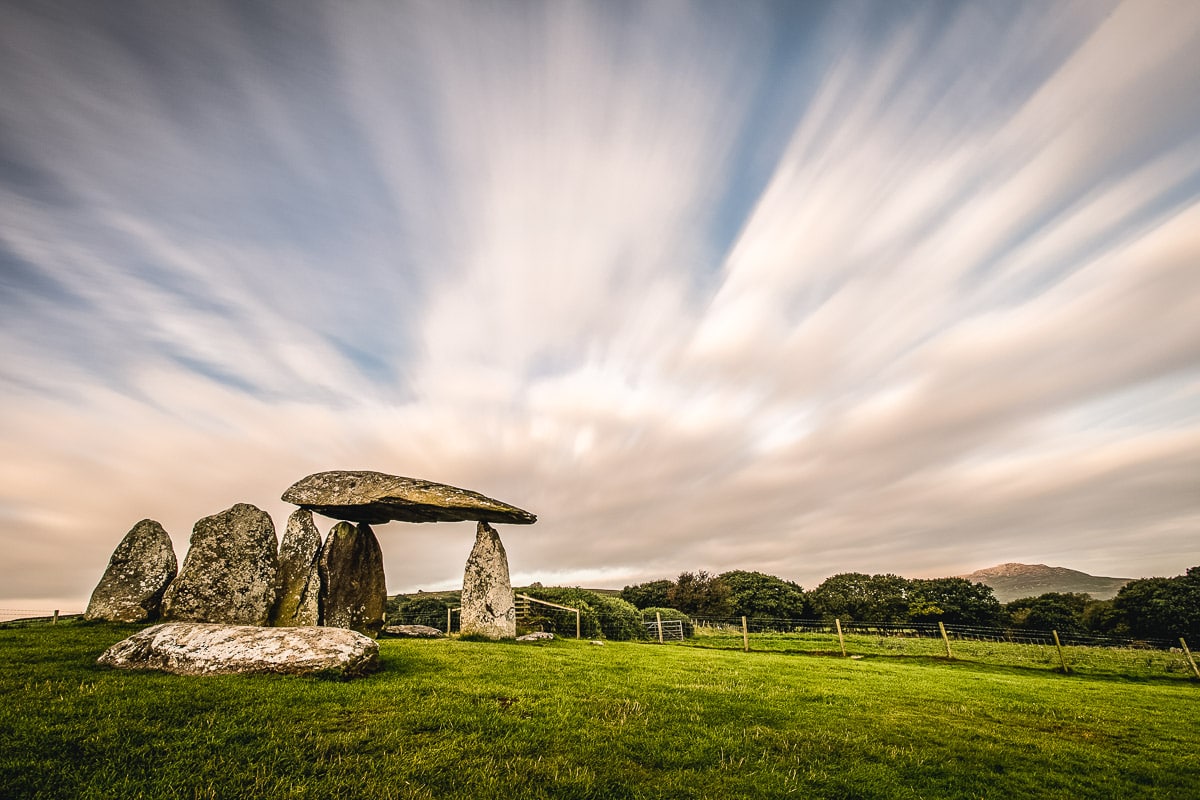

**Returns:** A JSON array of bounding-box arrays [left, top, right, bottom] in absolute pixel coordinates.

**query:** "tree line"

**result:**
[[620, 567, 1200, 641]]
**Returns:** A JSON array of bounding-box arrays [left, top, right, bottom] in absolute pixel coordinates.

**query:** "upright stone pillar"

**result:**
[[270, 509, 322, 627], [85, 519, 178, 623], [161, 503, 277, 626], [460, 522, 516, 639], [319, 521, 386, 638]]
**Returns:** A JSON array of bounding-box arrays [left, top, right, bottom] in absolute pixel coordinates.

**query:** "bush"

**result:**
[[810, 573, 909, 623], [1112, 568, 1200, 641], [720, 570, 810, 620], [388, 594, 458, 630], [1005, 593, 1092, 633], [668, 571, 734, 618], [641, 607, 694, 638], [520, 587, 646, 640], [621, 580, 674, 609], [907, 578, 1004, 627]]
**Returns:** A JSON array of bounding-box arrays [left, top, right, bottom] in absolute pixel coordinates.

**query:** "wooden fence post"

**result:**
[[656, 612, 664, 644], [52, 610, 59, 625], [938, 621, 953, 660], [447, 606, 452, 634], [1052, 630, 1070, 673], [742, 616, 749, 652], [1180, 638, 1200, 679], [835, 619, 847, 657]]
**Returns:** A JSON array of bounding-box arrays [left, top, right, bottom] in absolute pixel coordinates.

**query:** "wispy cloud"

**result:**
[[1, 0, 1198, 607]]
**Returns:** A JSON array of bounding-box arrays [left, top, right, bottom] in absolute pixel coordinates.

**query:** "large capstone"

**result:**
[[281, 470, 536, 525], [97, 622, 378, 677], [460, 521, 516, 639], [270, 509, 322, 627], [319, 521, 386, 638], [85, 519, 178, 623], [161, 503, 278, 626]]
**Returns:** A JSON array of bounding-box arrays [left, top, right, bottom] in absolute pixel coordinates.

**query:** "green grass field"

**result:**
[[2, 623, 1197, 799]]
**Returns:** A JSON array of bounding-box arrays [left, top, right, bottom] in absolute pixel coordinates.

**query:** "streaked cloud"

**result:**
[[1, 0, 1197, 609]]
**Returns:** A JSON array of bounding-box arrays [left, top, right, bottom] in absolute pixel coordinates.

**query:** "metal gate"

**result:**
[[645, 619, 684, 641]]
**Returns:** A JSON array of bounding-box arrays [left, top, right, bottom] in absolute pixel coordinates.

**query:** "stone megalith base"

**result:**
[[85, 519, 178, 623], [161, 503, 278, 626], [270, 509, 322, 627], [460, 521, 516, 639], [319, 521, 386, 638]]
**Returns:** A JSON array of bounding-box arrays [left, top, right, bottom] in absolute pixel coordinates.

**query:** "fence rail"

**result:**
[[0, 608, 81, 626], [671, 616, 1199, 680], [687, 616, 1181, 650]]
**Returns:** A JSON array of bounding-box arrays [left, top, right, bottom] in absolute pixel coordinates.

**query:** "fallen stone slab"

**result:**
[[516, 632, 554, 641], [97, 622, 379, 677], [382, 624, 444, 638], [281, 470, 537, 525]]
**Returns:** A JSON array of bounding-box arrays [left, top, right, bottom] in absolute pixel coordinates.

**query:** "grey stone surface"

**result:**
[[160, 503, 278, 626], [270, 509, 322, 627], [460, 522, 516, 639], [382, 624, 444, 638], [516, 631, 555, 641], [85, 519, 178, 623], [281, 470, 536, 525], [319, 522, 386, 638], [97, 622, 378, 677]]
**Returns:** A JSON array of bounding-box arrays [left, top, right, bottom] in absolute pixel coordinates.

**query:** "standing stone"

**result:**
[[319, 521, 386, 638], [270, 509, 322, 627], [161, 503, 278, 626], [460, 521, 516, 639], [85, 519, 178, 623]]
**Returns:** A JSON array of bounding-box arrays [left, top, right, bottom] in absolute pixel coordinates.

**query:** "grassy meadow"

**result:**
[[2, 622, 1198, 799]]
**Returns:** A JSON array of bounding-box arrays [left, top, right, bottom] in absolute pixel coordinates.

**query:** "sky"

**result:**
[[2, 0, 1199, 613]]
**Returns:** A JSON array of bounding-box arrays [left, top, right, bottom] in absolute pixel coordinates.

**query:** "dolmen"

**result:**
[[282, 470, 537, 640], [87, 469, 538, 666]]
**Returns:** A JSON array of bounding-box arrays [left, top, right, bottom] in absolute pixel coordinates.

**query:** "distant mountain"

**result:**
[[958, 563, 1132, 603]]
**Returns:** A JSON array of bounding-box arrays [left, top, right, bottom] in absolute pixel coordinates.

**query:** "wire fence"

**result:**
[[9, 602, 1197, 681], [677, 616, 1200, 681], [0, 608, 82, 627], [689, 616, 1181, 649], [388, 602, 1198, 679]]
